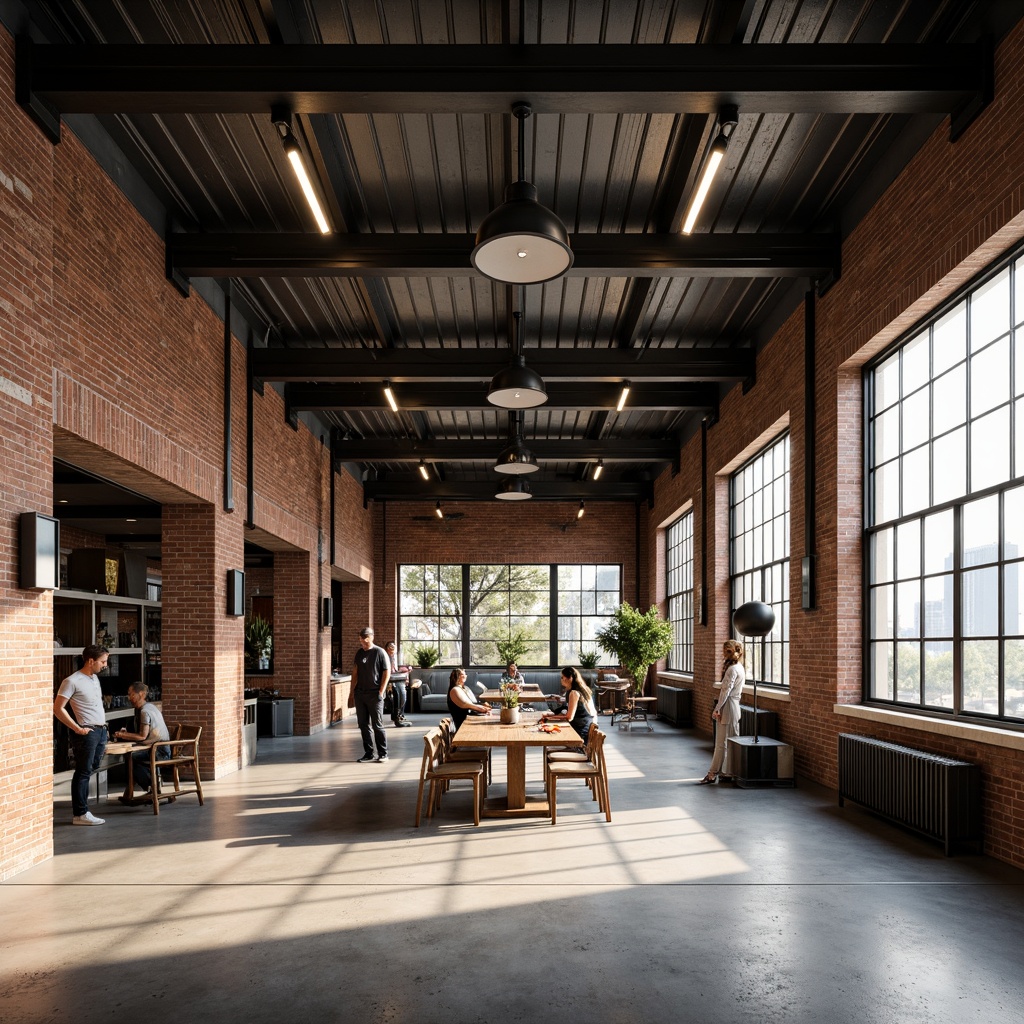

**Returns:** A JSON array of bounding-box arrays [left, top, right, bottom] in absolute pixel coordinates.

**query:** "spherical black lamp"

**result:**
[[732, 600, 776, 743]]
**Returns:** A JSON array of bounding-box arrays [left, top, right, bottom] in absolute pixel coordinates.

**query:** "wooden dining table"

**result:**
[[452, 712, 584, 817], [104, 739, 173, 807], [477, 687, 550, 705]]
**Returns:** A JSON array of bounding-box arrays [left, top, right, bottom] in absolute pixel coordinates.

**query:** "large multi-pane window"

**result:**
[[730, 434, 790, 686], [557, 565, 621, 664], [666, 510, 694, 672], [398, 563, 621, 667], [866, 253, 1024, 722]]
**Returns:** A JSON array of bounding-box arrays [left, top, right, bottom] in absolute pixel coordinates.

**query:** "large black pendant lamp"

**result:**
[[488, 308, 548, 409], [494, 411, 539, 475], [471, 103, 573, 285], [494, 478, 533, 501]]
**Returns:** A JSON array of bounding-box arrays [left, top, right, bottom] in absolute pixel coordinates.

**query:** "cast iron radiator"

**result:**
[[838, 734, 982, 855], [656, 684, 692, 726]]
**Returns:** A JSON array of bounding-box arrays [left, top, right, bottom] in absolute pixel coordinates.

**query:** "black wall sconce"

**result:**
[[20, 512, 59, 590], [227, 569, 245, 616], [321, 596, 334, 629]]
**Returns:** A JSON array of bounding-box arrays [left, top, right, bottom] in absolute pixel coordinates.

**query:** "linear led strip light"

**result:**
[[271, 106, 331, 235], [681, 105, 739, 236]]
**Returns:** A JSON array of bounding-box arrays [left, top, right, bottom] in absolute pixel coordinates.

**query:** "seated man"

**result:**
[[114, 681, 171, 792], [385, 641, 411, 726], [501, 662, 535, 710]]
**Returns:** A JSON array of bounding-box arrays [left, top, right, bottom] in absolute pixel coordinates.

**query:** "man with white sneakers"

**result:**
[[53, 644, 110, 825]]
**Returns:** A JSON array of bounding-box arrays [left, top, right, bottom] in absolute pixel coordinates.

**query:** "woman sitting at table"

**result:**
[[540, 667, 597, 740], [446, 668, 493, 730]]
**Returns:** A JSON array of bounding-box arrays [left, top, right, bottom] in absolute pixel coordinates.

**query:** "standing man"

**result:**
[[53, 644, 110, 825], [114, 681, 171, 793], [385, 641, 411, 727], [352, 627, 390, 762]]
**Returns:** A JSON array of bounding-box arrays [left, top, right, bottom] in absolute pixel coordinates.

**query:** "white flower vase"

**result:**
[[499, 706, 520, 725]]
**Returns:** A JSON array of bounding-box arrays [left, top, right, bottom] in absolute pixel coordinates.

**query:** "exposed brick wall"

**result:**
[[645, 19, 1024, 869], [0, 23, 369, 876]]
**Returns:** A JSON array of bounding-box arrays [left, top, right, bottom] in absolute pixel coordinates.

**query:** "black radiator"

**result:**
[[838, 734, 982, 855], [656, 684, 692, 726]]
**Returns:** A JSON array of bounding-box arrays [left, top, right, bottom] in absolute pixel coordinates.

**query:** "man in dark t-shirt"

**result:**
[[352, 627, 391, 763]]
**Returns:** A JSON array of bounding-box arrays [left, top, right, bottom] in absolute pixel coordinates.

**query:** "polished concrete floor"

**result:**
[[4, 715, 1024, 1024]]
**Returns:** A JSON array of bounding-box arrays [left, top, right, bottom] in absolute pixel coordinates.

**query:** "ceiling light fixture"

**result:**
[[494, 412, 539, 475], [593, 460, 604, 480], [383, 380, 399, 414], [494, 478, 533, 501], [616, 381, 631, 413], [418, 460, 430, 481], [435, 501, 444, 519], [681, 104, 739, 235], [271, 105, 331, 235], [471, 103, 573, 284], [488, 308, 548, 409], [577, 501, 585, 520]]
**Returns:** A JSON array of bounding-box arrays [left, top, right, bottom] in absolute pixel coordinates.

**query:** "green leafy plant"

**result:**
[[495, 629, 532, 666], [244, 614, 273, 669], [413, 645, 441, 669], [595, 602, 673, 695], [578, 648, 602, 670]]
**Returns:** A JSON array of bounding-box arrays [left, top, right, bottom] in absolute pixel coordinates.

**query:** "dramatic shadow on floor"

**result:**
[[4, 716, 1023, 1024]]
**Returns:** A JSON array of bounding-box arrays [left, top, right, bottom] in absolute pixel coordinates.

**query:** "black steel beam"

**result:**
[[254, 346, 754, 383], [18, 42, 987, 116], [364, 479, 650, 502], [167, 231, 840, 280], [334, 439, 677, 463], [285, 381, 718, 412]]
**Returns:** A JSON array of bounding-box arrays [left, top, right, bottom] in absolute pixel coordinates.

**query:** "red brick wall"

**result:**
[[0, 27, 57, 877], [645, 19, 1024, 869], [0, 23, 369, 877]]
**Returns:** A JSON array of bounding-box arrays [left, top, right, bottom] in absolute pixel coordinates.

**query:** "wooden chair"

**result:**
[[546, 729, 611, 825], [414, 729, 483, 826], [439, 716, 491, 784], [543, 722, 598, 784], [147, 724, 204, 815]]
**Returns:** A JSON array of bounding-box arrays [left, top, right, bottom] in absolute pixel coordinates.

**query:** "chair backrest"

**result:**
[[583, 721, 599, 758], [420, 728, 443, 775], [178, 725, 202, 744]]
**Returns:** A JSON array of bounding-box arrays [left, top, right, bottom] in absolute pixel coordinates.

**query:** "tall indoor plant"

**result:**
[[495, 629, 532, 666], [245, 614, 273, 671], [596, 602, 673, 695]]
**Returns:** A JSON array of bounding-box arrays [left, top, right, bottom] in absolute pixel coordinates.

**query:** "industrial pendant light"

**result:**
[[681, 105, 739, 235], [488, 308, 547, 409], [494, 412, 539, 475], [494, 478, 533, 501], [471, 103, 573, 285]]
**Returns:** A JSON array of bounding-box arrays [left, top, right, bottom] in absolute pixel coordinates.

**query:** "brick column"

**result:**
[[162, 504, 244, 777], [273, 551, 330, 734]]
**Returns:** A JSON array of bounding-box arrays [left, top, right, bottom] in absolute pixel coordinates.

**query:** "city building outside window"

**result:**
[[866, 251, 1024, 722]]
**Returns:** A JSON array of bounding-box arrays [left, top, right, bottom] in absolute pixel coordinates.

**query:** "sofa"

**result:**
[[410, 669, 594, 713]]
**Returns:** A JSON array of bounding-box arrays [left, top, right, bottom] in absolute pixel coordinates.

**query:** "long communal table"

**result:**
[[452, 712, 583, 818]]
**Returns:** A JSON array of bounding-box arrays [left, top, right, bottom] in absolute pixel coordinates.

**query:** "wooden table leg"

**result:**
[[506, 746, 527, 809]]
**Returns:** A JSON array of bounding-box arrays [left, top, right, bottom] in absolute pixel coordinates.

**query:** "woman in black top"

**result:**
[[446, 668, 493, 729], [541, 666, 597, 740]]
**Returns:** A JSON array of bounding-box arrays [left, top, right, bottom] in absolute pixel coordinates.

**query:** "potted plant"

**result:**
[[413, 645, 441, 669], [495, 629, 532, 667], [245, 614, 273, 671], [578, 647, 601, 688], [596, 602, 673, 695], [498, 678, 521, 725]]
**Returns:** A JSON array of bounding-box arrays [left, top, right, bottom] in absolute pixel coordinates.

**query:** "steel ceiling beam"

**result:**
[[17, 41, 988, 127], [166, 232, 840, 280], [285, 381, 718, 412], [364, 479, 651, 502], [254, 347, 754, 383], [334, 439, 677, 463]]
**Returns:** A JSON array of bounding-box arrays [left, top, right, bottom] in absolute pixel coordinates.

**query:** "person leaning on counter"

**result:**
[[114, 681, 171, 793], [52, 644, 110, 826]]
